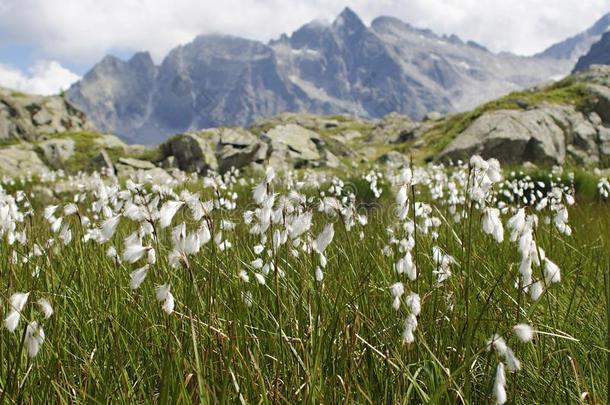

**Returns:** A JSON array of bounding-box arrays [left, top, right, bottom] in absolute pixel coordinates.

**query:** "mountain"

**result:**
[[536, 13, 610, 61], [67, 7, 580, 144], [573, 31, 610, 72]]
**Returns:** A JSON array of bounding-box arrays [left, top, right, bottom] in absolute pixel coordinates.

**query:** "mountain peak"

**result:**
[[332, 7, 366, 32], [587, 12, 610, 36], [128, 51, 154, 67]]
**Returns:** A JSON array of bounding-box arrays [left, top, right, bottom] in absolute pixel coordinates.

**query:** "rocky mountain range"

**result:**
[[574, 31, 610, 72], [66, 8, 610, 145], [3, 64, 610, 180]]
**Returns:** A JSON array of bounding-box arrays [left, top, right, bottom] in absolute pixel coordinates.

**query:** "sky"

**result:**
[[0, 0, 608, 95]]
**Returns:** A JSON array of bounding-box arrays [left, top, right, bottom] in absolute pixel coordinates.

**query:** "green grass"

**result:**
[[0, 164, 608, 403]]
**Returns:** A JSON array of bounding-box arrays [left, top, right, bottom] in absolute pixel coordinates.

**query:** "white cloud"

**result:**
[[0, 0, 607, 66], [0, 61, 80, 95]]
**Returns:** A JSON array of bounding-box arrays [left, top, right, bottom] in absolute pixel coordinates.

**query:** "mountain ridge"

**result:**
[[66, 7, 606, 145]]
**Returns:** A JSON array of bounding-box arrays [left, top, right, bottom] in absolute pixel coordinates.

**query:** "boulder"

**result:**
[[0, 87, 92, 142], [368, 113, 429, 144], [161, 128, 268, 174], [0, 144, 49, 176], [116, 157, 156, 170], [264, 124, 323, 168], [216, 128, 267, 173], [94, 134, 128, 151], [133, 167, 175, 184], [585, 84, 610, 123], [377, 151, 410, 167], [423, 111, 443, 122], [252, 113, 358, 133], [439, 105, 594, 164], [161, 133, 218, 174], [38, 138, 75, 166], [90, 150, 115, 176]]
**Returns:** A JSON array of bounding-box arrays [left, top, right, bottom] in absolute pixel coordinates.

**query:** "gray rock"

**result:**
[[264, 124, 322, 168], [217, 128, 267, 173], [117, 157, 156, 170], [160, 128, 269, 174], [423, 112, 443, 122], [0, 87, 92, 142], [32, 108, 52, 126], [377, 151, 410, 167], [585, 83, 610, 122], [0, 144, 49, 175], [368, 113, 430, 144], [90, 150, 115, 175], [440, 106, 572, 164], [161, 132, 219, 174], [38, 138, 75, 166], [161, 156, 178, 169], [94, 134, 128, 151]]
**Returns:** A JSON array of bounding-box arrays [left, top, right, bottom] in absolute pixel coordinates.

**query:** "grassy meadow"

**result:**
[[0, 160, 609, 404]]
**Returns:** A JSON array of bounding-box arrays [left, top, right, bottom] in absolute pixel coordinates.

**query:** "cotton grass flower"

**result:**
[[314, 224, 335, 254], [482, 207, 504, 243], [155, 283, 175, 314], [402, 314, 418, 344], [543, 258, 561, 284], [159, 201, 184, 228], [513, 323, 534, 343], [493, 362, 507, 404], [37, 298, 54, 319], [130, 265, 149, 290], [4, 292, 29, 332], [390, 282, 405, 310], [100, 215, 121, 242], [25, 321, 45, 358]]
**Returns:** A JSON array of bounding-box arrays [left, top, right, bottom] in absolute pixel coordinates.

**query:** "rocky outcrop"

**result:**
[[438, 90, 610, 165], [264, 124, 339, 169], [160, 128, 268, 174], [38, 138, 76, 167], [0, 87, 92, 142], [368, 113, 433, 144], [160, 123, 347, 174], [0, 144, 49, 176]]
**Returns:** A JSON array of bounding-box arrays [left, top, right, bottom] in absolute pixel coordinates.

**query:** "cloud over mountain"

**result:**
[[0, 60, 80, 95], [0, 0, 607, 68]]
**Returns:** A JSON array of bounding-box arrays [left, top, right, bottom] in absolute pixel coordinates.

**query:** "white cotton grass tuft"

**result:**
[[155, 283, 175, 314], [543, 258, 561, 284], [130, 265, 149, 290], [315, 267, 324, 282], [513, 323, 534, 343], [493, 362, 507, 404], [254, 273, 266, 285], [402, 314, 418, 344], [530, 281, 544, 301], [239, 270, 250, 282], [37, 298, 54, 319], [390, 282, 404, 310], [25, 321, 45, 358], [4, 311, 21, 332], [405, 292, 421, 316], [314, 224, 335, 254], [9, 292, 30, 312], [482, 207, 504, 243], [487, 334, 521, 372], [100, 215, 121, 242], [123, 242, 148, 264], [159, 201, 184, 229]]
